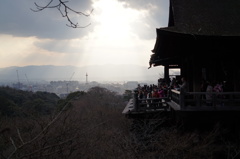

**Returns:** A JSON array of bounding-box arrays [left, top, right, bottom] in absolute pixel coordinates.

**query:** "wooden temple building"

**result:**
[[122, 0, 240, 120]]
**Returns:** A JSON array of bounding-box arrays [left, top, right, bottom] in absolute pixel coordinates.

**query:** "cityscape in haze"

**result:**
[[0, 64, 181, 97], [0, 64, 171, 96]]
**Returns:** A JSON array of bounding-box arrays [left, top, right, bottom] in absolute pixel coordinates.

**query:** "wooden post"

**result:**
[[180, 90, 185, 109], [164, 65, 169, 81]]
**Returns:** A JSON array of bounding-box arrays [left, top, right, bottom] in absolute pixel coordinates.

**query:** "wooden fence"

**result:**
[[133, 92, 169, 111], [133, 90, 240, 111]]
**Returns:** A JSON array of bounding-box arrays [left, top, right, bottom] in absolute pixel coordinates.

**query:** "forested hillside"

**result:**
[[1, 87, 240, 159], [0, 87, 59, 116]]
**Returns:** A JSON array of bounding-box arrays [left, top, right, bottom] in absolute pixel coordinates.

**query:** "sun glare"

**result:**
[[79, 0, 151, 67], [92, 0, 140, 40]]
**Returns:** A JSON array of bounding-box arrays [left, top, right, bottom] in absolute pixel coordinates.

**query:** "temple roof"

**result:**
[[168, 0, 240, 36], [149, 0, 240, 67]]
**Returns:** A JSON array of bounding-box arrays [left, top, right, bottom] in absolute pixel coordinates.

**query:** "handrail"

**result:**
[[171, 90, 240, 108], [132, 90, 240, 112], [186, 92, 240, 95], [138, 97, 169, 102], [132, 92, 169, 111], [171, 89, 180, 94]]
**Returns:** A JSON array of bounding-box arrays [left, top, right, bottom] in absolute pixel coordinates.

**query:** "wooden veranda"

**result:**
[[122, 89, 240, 118], [123, 0, 240, 120]]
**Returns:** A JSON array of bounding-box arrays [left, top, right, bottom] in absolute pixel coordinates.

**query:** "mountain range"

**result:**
[[0, 65, 164, 83]]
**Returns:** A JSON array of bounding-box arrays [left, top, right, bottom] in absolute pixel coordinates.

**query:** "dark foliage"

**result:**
[[1, 86, 240, 158], [0, 86, 60, 116]]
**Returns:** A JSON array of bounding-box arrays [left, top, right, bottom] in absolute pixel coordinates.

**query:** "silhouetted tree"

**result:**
[[31, 0, 93, 28]]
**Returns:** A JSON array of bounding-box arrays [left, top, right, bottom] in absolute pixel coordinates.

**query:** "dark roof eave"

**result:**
[[157, 27, 240, 37], [149, 28, 240, 67]]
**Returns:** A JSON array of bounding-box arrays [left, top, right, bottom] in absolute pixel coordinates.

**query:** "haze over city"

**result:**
[[0, 0, 169, 82]]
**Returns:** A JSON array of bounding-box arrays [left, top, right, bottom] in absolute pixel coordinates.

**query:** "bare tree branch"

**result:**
[[31, 0, 93, 28], [9, 137, 17, 151], [17, 120, 110, 159], [17, 129, 24, 144], [7, 101, 72, 159]]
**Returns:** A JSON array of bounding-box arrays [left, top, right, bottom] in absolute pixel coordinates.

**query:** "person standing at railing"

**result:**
[[206, 81, 213, 106], [138, 89, 144, 99], [173, 82, 180, 91], [151, 88, 159, 108], [179, 77, 189, 106], [213, 81, 223, 94], [180, 77, 189, 92], [158, 86, 165, 98], [152, 88, 159, 98], [213, 81, 224, 105], [147, 90, 152, 98], [169, 77, 176, 89]]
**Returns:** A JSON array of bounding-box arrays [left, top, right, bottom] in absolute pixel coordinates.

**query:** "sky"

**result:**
[[0, 0, 169, 81]]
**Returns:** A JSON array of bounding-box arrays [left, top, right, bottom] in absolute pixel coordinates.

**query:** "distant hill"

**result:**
[[0, 64, 165, 83]]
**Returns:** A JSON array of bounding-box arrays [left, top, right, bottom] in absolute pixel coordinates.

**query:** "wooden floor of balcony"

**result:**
[[122, 99, 169, 115]]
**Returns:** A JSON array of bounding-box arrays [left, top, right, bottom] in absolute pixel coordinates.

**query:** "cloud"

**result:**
[[118, 0, 169, 39], [0, 0, 169, 40], [119, 0, 169, 11], [0, 0, 93, 39], [0, 0, 170, 69], [34, 39, 85, 54]]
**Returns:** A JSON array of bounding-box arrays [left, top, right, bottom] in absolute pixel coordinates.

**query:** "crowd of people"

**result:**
[[202, 80, 226, 94], [201, 80, 232, 105], [136, 77, 230, 100], [135, 77, 187, 100], [136, 83, 167, 100], [134, 76, 234, 108]]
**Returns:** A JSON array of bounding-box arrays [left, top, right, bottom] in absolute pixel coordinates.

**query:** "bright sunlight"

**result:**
[[92, 0, 144, 41], [80, 0, 152, 67]]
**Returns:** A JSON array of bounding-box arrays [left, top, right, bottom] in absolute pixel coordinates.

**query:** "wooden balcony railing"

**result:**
[[132, 92, 169, 112], [131, 90, 240, 112], [168, 90, 240, 110]]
